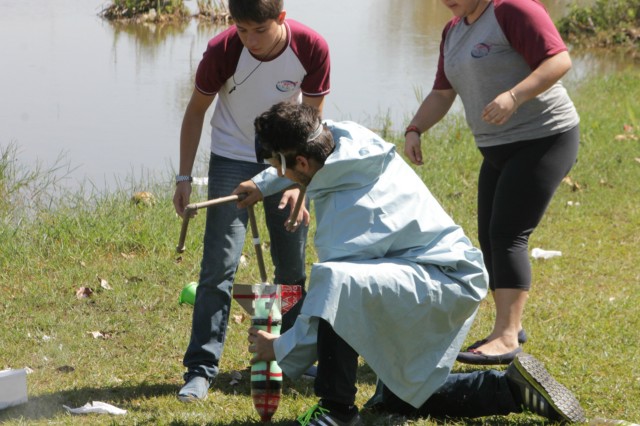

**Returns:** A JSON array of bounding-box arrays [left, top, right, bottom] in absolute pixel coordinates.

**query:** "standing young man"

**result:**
[[173, 0, 330, 402]]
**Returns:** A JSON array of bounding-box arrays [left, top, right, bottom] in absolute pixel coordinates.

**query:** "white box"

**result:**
[[0, 369, 28, 410]]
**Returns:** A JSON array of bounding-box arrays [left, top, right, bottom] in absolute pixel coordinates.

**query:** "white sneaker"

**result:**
[[177, 376, 209, 402]]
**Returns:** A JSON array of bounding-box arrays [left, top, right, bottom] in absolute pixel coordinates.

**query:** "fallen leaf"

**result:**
[[562, 176, 581, 191], [232, 313, 248, 324], [120, 252, 135, 259], [599, 179, 614, 188], [76, 287, 94, 299], [87, 331, 113, 339], [97, 277, 112, 290], [614, 131, 639, 141]]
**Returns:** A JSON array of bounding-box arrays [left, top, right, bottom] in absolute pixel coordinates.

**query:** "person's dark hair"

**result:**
[[229, 0, 283, 23], [254, 102, 334, 168]]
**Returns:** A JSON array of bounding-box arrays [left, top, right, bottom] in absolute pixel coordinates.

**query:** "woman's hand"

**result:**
[[481, 90, 518, 126], [404, 132, 424, 165]]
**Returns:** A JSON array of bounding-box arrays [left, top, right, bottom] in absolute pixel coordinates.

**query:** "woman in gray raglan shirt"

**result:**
[[404, 0, 579, 365]]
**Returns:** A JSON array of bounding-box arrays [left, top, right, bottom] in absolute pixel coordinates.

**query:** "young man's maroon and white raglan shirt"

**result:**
[[195, 19, 331, 163], [433, 0, 579, 147]]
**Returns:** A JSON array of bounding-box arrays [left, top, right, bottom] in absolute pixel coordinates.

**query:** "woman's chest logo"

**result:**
[[470, 43, 491, 58], [276, 80, 298, 92]]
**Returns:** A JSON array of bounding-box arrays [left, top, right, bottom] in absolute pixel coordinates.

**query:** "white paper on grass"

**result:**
[[531, 247, 562, 260], [0, 369, 28, 410], [63, 401, 127, 415]]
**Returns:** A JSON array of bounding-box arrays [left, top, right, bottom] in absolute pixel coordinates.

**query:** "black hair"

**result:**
[[254, 102, 334, 167], [229, 0, 283, 23]]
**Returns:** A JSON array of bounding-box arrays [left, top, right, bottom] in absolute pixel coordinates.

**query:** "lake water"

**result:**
[[0, 0, 627, 191]]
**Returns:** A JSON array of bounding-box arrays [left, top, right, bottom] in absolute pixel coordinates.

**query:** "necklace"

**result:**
[[228, 25, 284, 94]]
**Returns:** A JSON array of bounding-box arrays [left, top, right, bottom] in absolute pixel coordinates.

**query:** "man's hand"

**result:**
[[281, 187, 310, 232], [234, 180, 264, 207], [173, 182, 194, 218], [248, 326, 278, 364]]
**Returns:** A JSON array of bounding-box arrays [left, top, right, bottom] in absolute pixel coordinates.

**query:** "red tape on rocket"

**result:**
[[234, 284, 302, 422]]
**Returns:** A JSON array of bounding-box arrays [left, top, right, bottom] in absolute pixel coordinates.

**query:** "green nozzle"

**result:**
[[179, 282, 198, 305]]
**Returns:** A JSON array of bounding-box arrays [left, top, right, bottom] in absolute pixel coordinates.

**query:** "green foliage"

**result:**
[[558, 0, 640, 47], [196, 0, 230, 22], [1, 68, 639, 424], [100, 0, 189, 20]]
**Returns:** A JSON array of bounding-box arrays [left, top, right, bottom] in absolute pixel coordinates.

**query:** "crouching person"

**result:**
[[235, 102, 586, 425]]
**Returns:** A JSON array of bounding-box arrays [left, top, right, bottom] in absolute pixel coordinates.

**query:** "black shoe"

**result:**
[[293, 402, 362, 426], [506, 353, 586, 423], [457, 346, 523, 365], [465, 329, 528, 352]]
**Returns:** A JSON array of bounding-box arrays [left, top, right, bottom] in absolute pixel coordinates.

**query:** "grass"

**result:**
[[1, 68, 639, 425]]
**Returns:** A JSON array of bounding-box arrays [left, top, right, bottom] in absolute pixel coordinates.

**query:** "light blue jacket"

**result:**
[[252, 120, 488, 407]]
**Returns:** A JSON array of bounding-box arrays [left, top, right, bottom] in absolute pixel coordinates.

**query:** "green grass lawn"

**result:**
[[1, 69, 638, 425]]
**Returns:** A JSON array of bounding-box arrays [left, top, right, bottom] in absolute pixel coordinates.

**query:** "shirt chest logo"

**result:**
[[471, 42, 491, 58], [276, 80, 298, 92]]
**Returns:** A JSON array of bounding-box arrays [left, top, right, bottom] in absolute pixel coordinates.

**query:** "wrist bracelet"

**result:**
[[404, 124, 421, 137], [509, 90, 518, 108]]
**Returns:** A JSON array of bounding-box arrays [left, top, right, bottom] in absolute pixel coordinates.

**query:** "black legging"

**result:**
[[477, 126, 579, 291]]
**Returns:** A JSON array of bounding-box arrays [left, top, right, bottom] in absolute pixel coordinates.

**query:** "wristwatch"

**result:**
[[175, 175, 193, 185]]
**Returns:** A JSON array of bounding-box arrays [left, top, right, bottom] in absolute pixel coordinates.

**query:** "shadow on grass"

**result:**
[[0, 381, 176, 423], [0, 366, 546, 425]]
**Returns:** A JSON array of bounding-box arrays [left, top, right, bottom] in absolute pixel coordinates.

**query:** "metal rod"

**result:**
[[247, 204, 269, 283], [176, 194, 245, 253]]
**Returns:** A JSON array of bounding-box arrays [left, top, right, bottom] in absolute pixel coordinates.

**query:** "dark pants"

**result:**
[[315, 319, 520, 418], [477, 126, 579, 290]]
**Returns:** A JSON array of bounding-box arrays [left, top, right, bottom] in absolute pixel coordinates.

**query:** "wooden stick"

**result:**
[[176, 194, 245, 253], [247, 204, 269, 283]]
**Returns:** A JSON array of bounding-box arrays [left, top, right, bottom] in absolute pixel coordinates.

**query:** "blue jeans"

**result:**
[[183, 155, 308, 381]]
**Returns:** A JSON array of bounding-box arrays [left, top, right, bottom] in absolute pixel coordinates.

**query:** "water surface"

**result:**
[[0, 0, 626, 190]]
